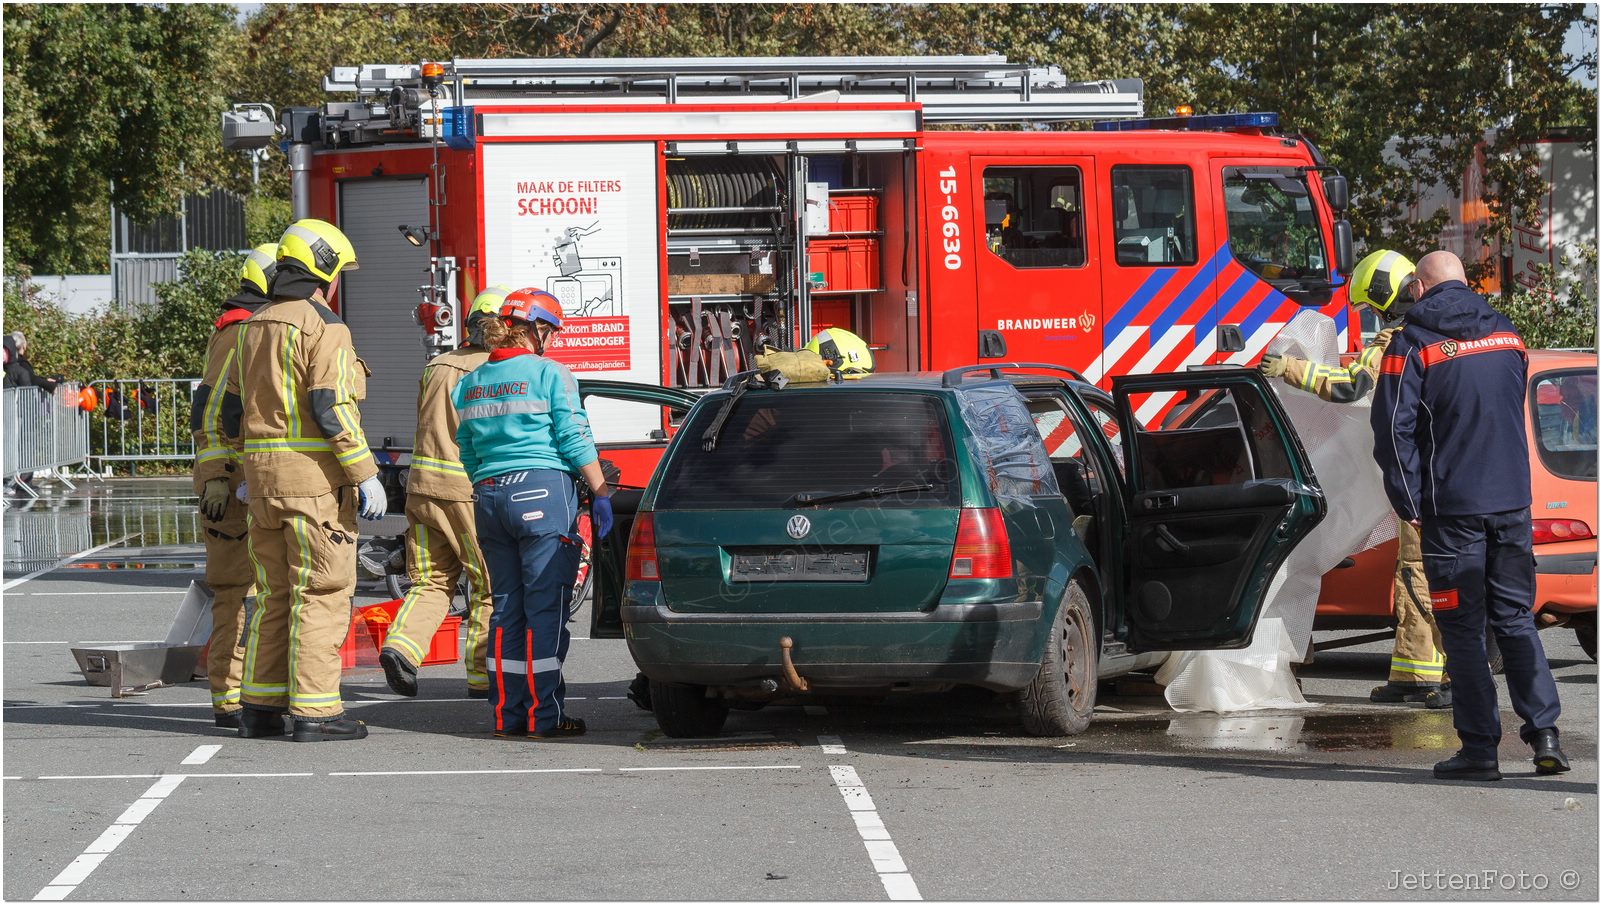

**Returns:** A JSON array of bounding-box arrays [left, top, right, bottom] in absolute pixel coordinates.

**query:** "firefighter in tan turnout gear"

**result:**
[[190, 244, 276, 729], [229, 218, 387, 742], [378, 287, 504, 699], [1258, 250, 1450, 708]]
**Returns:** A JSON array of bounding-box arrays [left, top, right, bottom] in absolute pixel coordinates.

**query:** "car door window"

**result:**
[[1081, 396, 1126, 478], [1122, 385, 1293, 490], [1025, 395, 1099, 517]]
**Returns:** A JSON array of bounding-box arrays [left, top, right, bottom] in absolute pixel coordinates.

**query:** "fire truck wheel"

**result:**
[[1020, 579, 1098, 737]]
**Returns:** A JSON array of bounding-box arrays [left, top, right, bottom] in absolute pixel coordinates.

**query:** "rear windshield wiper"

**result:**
[[790, 483, 935, 507]]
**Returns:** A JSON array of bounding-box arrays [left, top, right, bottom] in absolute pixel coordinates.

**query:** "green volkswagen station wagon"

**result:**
[[590, 364, 1326, 738]]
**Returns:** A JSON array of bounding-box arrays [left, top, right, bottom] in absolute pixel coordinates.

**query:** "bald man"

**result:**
[[1372, 250, 1565, 781]]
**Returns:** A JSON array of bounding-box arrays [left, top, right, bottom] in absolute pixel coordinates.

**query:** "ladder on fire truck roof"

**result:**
[[323, 55, 1144, 124]]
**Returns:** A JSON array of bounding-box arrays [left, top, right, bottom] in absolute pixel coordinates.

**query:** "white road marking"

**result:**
[[328, 768, 602, 777], [617, 765, 802, 772], [181, 744, 221, 766], [828, 765, 922, 901], [178, 773, 313, 779], [3, 534, 137, 591], [9, 591, 188, 597], [36, 773, 310, 781], [818, 735, 847, 755], [33, 771, 185, 899], [38, 774, 163, 781], [4, 640, 165, 645]]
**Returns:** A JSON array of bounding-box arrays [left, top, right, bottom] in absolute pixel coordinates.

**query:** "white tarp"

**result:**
[[1158, 311, 1397, 712]]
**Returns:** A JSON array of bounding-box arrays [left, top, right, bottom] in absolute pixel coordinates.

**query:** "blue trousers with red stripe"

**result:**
[[1421, 509, 1561, 760], [472, 468, 581, 735]]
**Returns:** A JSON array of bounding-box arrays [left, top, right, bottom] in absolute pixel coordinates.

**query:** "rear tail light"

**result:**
[[950, 508, 1013, 579], [625, 512, 658, 581], [1532, 518, 1595, 545]]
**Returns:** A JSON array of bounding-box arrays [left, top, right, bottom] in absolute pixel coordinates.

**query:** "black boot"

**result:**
[[1531, 728, 1571, 775], [1371, 681, 1444, 704], [466, 686, 489, 700], [214, 710, 243, 730], [1422, 685, 1453, 709], [379, 649, 418, 697], [1433, 752, 1501, 781], [292, 716, 369, 742], [238, 708, 286, 739]]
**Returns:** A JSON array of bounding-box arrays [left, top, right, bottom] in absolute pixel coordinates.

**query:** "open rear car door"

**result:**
[[580, 381, 698, 640], [1111, 369, 1326, 651]]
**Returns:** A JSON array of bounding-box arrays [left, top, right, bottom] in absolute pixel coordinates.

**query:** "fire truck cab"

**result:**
[[222, 55, 1354, 464]]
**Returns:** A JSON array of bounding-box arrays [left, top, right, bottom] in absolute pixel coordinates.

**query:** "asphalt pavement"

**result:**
[[3, 480, 1596, 901]]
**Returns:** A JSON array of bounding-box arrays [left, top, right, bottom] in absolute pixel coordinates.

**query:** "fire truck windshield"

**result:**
[[1223, 167, 1329, 287]]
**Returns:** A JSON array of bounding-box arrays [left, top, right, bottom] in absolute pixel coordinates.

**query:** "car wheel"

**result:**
[[650, 681, 729, 738], [1484, 624, 1504, 675], [1020, 579, 1098, 737], [1574, 616, 1597, 662]]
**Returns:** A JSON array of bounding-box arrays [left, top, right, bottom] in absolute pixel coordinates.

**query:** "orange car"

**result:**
[[1316, 350, 1598, 659]]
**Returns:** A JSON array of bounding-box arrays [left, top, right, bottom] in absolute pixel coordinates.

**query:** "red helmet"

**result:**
[[500, 288, 563, 329]]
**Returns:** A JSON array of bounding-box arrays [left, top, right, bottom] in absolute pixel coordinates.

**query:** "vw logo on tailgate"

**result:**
[[786, 515, 811, 540]]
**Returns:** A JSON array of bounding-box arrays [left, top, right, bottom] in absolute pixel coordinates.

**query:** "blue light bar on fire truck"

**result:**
[[1093, 111, 1279, 132]]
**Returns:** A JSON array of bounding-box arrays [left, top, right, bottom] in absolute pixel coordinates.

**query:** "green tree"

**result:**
[[1500, 240, 1599, 349], [2, 4, 238, 273], [1180, 3, 1595, 263]]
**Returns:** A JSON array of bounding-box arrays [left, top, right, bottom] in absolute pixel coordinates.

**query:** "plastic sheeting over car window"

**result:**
[[1158, 310, 1397, 712], [956, 383, 1060, 505]]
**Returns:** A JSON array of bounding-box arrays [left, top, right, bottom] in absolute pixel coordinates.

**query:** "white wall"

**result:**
[[25, 275, 115, 316]]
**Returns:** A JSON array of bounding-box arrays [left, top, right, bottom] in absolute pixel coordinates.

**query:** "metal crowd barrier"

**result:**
[[3, 384, 90, 497], [88, 378, 200, 473]]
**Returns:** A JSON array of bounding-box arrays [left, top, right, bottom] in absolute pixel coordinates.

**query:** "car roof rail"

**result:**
[[940, 362, 1089, 388]]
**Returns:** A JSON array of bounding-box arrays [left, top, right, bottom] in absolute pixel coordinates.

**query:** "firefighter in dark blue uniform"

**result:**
[[1372, 251, 1567, 781]]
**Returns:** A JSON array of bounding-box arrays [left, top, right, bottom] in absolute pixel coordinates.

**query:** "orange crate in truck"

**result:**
[[809, 238, 881, 293], [828, 195, 879, 233], [350, 599, 461, 667]]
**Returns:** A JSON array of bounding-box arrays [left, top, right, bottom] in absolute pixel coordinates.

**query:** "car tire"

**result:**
[[650, 681, 729, 738], [1020, 579, 1098, 737], [1485, 624, 1504, 675], [1574, 616, 1597, 662]]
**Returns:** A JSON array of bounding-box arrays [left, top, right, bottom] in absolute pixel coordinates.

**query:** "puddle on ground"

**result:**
[[1131, 712, 1458, 754]]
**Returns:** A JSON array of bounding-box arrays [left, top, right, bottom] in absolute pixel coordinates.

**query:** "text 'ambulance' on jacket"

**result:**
[[450, 348, 597, 484], [1372, 280, 1532, 522], [190, 307, 252, 492], [407, 345, 489, 501], [226, 295, 377, 496]]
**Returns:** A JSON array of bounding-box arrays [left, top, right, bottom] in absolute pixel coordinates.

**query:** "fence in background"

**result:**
[[3, 385, 90, 497], [87, 378, 200, 473]]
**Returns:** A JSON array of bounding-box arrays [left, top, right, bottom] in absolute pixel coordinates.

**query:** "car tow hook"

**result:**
[[778, 636, 810, 693]]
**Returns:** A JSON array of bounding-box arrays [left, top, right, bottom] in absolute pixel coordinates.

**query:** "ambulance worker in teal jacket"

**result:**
[[451, 288, 613, 738]]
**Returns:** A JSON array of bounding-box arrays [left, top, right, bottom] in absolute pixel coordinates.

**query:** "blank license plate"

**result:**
[[729, 549, 870, 583]]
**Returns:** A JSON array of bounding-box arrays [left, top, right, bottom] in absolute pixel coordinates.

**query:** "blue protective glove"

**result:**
[[591, 494, 614, 540], [357, 474, 388, 521]]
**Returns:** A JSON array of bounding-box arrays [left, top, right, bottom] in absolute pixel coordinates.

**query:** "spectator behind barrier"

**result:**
[[3, 332, 63, 393]]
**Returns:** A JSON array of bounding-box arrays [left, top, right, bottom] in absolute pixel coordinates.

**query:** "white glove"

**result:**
[[357, 474, 388, 521], [235, 481, 248, 503]]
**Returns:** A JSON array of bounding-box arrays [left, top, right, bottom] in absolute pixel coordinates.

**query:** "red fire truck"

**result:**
[[222, 55, 1355, 468]]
